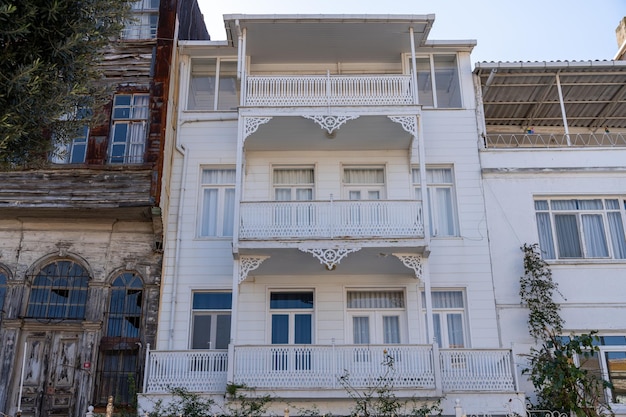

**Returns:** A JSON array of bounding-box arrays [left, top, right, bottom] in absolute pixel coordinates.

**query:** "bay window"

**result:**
[[413, 167, 459, 237], [535, 198, 626, 260], [413, 54, 462, 108], [187, 58, 239, 111]]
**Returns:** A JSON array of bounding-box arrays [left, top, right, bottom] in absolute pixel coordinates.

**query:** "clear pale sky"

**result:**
[[196, 0, 626, 64]]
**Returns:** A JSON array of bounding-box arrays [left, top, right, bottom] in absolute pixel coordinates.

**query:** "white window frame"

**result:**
[[187, 58, 239, 111], [413, 166, 459, 237], [535, 197, 626, 260], [404, 53, 463, 108], [109, 93, 149, 164], [190, 291, 232, 350], [272, 166, 315, 201], [342, 166, 386, 200], [346, 289, 406, 345], [268, 290, 314, 345], [198, 167, 236, 238], [121, 0, 159, 40], [422, 290, 468, 348]]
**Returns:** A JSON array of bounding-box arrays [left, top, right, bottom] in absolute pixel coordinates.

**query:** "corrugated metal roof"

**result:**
[[473, 60, 626, 131]]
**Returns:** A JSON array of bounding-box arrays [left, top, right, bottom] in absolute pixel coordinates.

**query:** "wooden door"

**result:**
[[18, 332, 80, 417]]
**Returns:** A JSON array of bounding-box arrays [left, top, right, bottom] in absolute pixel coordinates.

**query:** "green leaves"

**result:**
[[519, 244, 612, 416], [0, 0, 133, 168]]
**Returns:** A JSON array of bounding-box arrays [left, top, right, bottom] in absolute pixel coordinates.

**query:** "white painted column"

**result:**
[[409, 27, 419, 105], [555, 72, 571, 145]]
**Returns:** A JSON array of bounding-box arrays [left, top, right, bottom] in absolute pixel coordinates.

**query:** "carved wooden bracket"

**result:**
[[302, 115, 359, 135], [239, 256, 270, 283], [299, 246, 361, 270], [388, 115, 418, 137], [392, 253, 423, 279], [244, 117, 272, 140]]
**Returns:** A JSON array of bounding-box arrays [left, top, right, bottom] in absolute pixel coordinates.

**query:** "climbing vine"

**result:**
[[519, 243, 612, 416]]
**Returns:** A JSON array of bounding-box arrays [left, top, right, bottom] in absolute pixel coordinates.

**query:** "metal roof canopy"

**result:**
[[474, 61, 626, 131], [223, 14, 446, 64]]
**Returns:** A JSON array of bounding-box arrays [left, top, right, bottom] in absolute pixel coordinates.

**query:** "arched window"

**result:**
[[96, 272, 144, 406], [0, 268, 7, 319], [26, 260, 89, 320], [106, 272, 143, 337]]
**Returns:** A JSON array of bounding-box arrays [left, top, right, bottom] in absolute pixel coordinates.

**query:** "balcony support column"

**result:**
[[409, 27, 419, 105], [228, 259, 241, 384]]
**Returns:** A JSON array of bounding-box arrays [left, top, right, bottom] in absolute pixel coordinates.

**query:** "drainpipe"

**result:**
[[167, 59, 190, 350]]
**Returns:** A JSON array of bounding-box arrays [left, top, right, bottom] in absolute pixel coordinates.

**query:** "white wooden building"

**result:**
[[141, 15, 525, 415], [475, 60, 626, 414]]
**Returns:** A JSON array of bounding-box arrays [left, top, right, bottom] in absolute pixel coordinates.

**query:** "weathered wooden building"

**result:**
[[0, 2, 208, 417]]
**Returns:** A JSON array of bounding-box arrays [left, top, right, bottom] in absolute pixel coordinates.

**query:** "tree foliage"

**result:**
[[0, 0, 133, 167], [519, 243, 612, 416]]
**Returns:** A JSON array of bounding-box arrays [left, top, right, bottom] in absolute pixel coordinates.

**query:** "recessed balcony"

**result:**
[[245, 74, 414, 108]]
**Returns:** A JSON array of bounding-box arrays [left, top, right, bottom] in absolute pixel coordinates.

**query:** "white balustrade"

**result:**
[[143, 347, 516, 394], [144, 350, 228, 393], [245, 74, 414, 107], [439, 349, 515, 391], [233, 344, 435, 390], [239, 200, 424, 240], [484, 132, 626, 148]]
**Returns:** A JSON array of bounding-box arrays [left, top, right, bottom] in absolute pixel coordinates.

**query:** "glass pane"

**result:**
[[432, 313, 442, 347], [188, 59, 217, 110], [296, 189, 313, 201], [200, 189, 218, 236], [535, 200, 549, 210], [294, 314, 312, 344], [217, 61, 239, 111], [383, 316, 400, 344], [608, 212, 626, 259], [415, 57, 434, 106], [192, 292, 232, 310], [270, 292, 314, 309], [349, 191, 361, 200], [348, 291, 405, 309], [555, 214, 582, 258], [343, 168, 384, 184], [606, 351, 626, 404], [353, 316, 370, 344], [222, 188, 235, 236], [447, 313, 465, 348], [192, 315, 212, 349], [433, 55, 461, 108], [272, 314, 289, 344], [430, 291, 464, 308], [368, 191, 380, 200], [275, 189, 292, 201], [426, 168, 453, 184], [431, 187, 455, 236], [274, 168, 314, 185], [581, 214, 608, 257], [201, 169, 235, 184], [215, 315, 231, 349], [536, 212, 556, 259]]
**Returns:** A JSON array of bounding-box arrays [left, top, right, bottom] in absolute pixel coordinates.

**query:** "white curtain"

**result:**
[[555, 214, 582, 258], [430, 291, 464, 309], [347, 291, 405, 309], [202, 169, 235, 184], [222, 189, 235, 236], [128, 122, 146, 163], [343, 168, 384, 184], [582, 214, 608, 257], [201, 189, 218, 236], [413, 168, 456, 236], [383, 316, 400, 344], [353, 317, 370, 344], [536, 212, 556, 259], [446, 314, 465, 348], [608, 212, 626, 258]]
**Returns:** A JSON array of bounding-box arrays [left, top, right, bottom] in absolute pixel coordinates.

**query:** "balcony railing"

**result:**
[[143, 345, 516, 394], [144, 349, 228, 393], [484, 132, 626, 148], [239, 200, 424, 240], [245, 74, 414, 107]]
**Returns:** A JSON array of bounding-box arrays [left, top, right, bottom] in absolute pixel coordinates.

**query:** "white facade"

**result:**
[[142, 15, 524, 416], [476, 61, 626, 415]]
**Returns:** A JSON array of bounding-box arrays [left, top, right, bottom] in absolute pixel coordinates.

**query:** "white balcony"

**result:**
[[143, 345, 517, 394], [239, 200, 424, 241], [484, 132, 626, 148], [245, 74, 414, 107]]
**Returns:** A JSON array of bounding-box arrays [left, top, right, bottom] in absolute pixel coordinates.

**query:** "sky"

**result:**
[[195, 0, 626, 64]]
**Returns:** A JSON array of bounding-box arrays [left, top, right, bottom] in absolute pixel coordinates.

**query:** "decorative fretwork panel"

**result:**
[[245, 74, 414, 107]]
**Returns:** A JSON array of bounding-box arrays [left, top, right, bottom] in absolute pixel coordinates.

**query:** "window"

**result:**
[[270, 291, 313, 345], [535, 198, 626, 260], [413, 54, 462, 108], [413, 167, 459, 237], [121, 0, 159, 40], [191, 292, 232, 349], [51, 107, 90, 164], [422, 290, 466, 348], [187, 58, 239, 111], [199, 168, 236, 237], [109, 94, 149, 164], [343, 167, 385, 200], [273, 167, 314, 201], [26, 260, 89, 320], [347, 290, 405, 344], [95, 272, 144, 406]]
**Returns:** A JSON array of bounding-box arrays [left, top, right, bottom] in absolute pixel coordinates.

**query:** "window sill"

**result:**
[[545, 258, 626, 266]]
